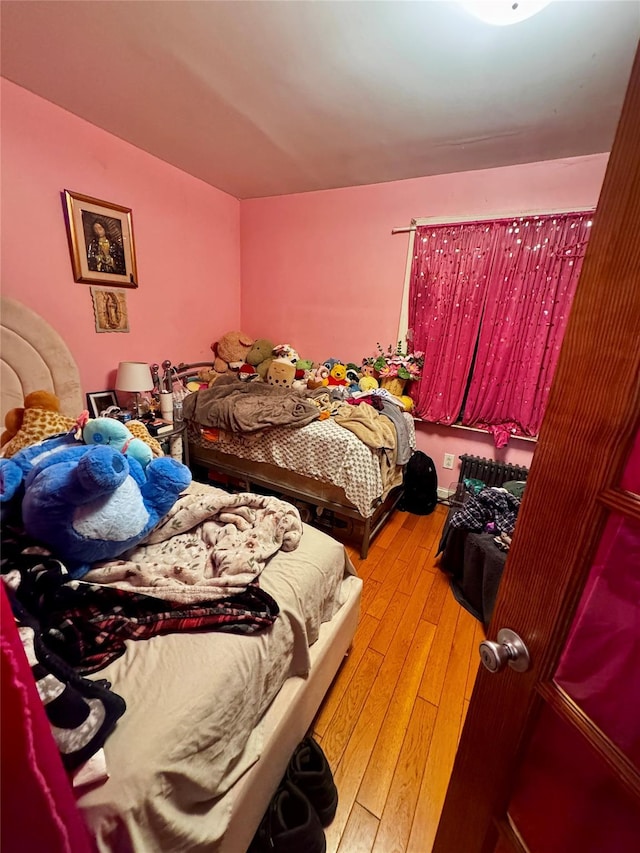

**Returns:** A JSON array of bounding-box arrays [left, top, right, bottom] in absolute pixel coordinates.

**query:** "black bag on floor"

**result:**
[[400, 451, 438, 515]]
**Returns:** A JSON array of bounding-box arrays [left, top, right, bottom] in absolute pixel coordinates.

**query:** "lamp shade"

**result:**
[[115, 361, 153, 393]]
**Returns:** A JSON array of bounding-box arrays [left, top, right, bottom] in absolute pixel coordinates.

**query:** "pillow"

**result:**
[[1, 407, 76, 458]]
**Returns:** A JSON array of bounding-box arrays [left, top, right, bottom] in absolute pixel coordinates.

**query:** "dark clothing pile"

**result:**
[[1, 525, 279, 675]]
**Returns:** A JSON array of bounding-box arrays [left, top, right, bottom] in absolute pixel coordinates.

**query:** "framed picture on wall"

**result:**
[[90, 287, 130, 333], [63, 189, 138, 288]]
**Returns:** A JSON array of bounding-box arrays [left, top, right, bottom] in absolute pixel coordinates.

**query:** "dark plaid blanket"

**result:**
[[450, 487, 521, 537], [1, 526, 279, 674]]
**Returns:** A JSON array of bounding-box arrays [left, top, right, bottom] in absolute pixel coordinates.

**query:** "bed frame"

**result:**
[[176, 363, 403, 559], [0, 300, 363, 852]]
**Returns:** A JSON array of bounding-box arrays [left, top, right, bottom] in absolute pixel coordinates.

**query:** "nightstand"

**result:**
[[156, 421, 189, 466]]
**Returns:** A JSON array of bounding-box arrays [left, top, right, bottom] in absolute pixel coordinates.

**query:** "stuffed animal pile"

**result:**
[[0, 390, 192, 577], [200, 331, 256, 386], [195, 332, 412, 409]]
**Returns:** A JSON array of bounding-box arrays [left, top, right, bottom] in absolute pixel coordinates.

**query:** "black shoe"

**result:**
[[286, 736, 338, 827], [248, 780, 326, 853]]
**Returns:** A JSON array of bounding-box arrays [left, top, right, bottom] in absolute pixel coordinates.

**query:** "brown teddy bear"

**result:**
[[207, 331, 255, 385]]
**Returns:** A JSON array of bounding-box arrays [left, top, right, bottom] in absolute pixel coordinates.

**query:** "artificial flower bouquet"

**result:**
[[369, 342, 424, 381]]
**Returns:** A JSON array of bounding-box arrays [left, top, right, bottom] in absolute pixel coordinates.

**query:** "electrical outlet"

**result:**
[[443, 453, 455, 469]]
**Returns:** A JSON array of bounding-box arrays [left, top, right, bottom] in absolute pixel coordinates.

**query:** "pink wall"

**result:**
[[0, 78, 608, 489], [1, 79, 240, 395], [240, 154, 608, 486]]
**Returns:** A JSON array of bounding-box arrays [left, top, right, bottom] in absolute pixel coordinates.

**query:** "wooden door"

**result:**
[[433, 45, 640, 853]]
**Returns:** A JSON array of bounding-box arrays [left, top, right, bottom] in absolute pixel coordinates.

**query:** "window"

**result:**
[[403, 210, 593, 445]]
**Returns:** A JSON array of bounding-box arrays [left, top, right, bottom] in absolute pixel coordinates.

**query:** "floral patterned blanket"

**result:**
[[84, 485, 303, 603]]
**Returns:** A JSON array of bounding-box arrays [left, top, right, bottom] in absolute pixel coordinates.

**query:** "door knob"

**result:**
[[479, 628, 530, 673]]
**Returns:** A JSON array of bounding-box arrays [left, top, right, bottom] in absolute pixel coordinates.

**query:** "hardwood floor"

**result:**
[[312, 505, 484, 853]]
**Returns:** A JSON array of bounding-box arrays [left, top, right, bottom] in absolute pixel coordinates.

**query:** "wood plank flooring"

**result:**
[[312, 505, 483, 853]]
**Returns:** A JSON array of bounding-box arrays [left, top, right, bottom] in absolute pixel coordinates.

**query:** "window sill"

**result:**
[[412, 418, 538, 444]]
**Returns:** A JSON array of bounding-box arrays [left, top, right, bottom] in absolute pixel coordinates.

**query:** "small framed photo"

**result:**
[[63, 189, 138, 288], [86, 390, 119, 418]]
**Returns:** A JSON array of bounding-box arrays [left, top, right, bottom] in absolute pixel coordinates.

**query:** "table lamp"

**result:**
[[115, 361, 153, 419]]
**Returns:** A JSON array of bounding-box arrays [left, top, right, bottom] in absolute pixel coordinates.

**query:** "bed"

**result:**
[[176, 363, 415, 559], [0, 296, 363, 853]]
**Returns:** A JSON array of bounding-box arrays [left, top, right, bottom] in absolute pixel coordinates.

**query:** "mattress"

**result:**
[[77, 519, 358, 853], [189, 413, 416, 517]]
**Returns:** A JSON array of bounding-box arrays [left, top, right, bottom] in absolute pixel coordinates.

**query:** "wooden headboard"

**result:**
[[0, 297, 83, 423]]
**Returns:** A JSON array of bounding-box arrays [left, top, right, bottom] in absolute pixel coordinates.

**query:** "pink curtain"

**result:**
[[462, 213, 592, 442], [408, 223, 496, 423]]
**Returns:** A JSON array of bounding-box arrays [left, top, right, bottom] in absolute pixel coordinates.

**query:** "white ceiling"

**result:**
[[1, 1, 638, 199]]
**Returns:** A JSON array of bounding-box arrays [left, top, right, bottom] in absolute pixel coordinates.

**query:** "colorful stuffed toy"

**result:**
[[266, 358, 296, 388], [295, 359, 314, 380], [1, 390, 76, 457], [266, 343, 301, 387], [82, 416, 154, 469], [345, 367, 361, 391], [246, 338, 275, 380], [359, 376, 379, 392], [327, 362, 348, 386], [272, 344, 300, 364], [0, 435, 191, 578], [307, 365, 329, 390]]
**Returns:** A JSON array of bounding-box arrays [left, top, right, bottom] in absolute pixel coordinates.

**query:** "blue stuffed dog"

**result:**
[[1, 434, 191, 578]]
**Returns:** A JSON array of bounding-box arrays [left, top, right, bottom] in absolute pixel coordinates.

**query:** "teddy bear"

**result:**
[[0, 435, 191, 578], [197, 367, 218, 387], [246, 338, 275, 380], [208, 331, 255, 385]]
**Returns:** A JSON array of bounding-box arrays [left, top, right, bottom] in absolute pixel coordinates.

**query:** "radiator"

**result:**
[[458, 454, 529, 488]]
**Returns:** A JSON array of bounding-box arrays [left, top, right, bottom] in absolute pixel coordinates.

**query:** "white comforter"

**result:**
[[84, 487, 303, 602]]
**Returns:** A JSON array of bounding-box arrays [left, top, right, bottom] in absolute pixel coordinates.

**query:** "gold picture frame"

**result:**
[[63, 189, 138, 288]]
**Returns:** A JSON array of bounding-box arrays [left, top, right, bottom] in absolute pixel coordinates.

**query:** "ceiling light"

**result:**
[[460, 1, 552, 26]]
